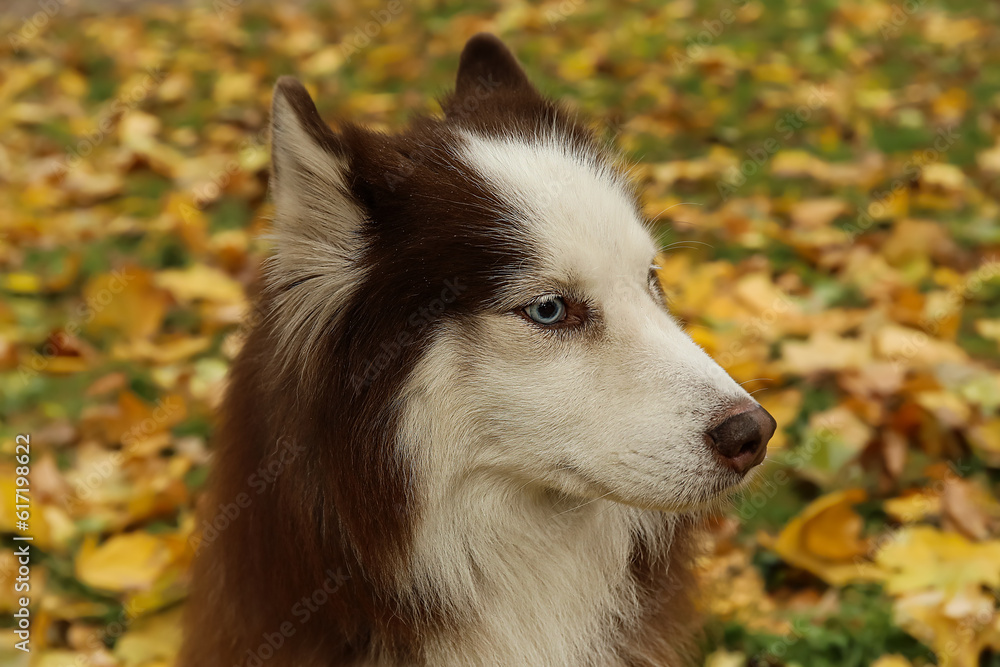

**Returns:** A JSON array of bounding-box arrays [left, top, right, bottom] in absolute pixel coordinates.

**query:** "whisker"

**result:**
[[668, 219, 698, 229], [649, 202, 703, 221], [549, 490, 616, 518], [739, 378, 773, 386], [663, 240, 715, 250]]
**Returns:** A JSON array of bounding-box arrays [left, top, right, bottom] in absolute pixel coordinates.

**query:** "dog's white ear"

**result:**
[[270, 76, 350, 195], [454, 33, 535, 99], [268, 77, 364, 286], [266, 78, 367, 366]]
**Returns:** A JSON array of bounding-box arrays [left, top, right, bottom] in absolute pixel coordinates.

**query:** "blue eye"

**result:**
[[525, 297, 567, 325]]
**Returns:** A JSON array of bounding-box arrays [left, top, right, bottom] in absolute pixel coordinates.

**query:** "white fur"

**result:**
[[391, 131, 757, 665], [398, 333, 676, 666]]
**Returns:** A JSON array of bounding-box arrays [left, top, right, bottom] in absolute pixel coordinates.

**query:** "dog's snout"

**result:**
[[707, 405, 776, 475]]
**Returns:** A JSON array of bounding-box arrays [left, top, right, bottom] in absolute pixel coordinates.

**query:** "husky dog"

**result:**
[[180, 33, 775, 667]]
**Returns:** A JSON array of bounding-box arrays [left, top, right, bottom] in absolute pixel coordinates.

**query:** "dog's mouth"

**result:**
[[663, 457, 771, 514], [667, 469, 755, 513], [546, 447, 768, 515]]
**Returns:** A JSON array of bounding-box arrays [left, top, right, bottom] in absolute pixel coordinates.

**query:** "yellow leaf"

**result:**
[[921, 163, 966, 191], [154, 264, 246, 305], [57, 69, 88, 98], [63, 167, 124, 201], [557, 50, 596, 82], [75, 532, 178, 593], [764, 488, 881, 586], [884, 489, 941, 524], [915, 390, 971, 428], [2, 272, 42, 294], [112, 336, 211, 365], [931, 88, 968, 122], [893, 587, 998, 667], [30, 650, 100, 667], [42, 356, 90, 375], [303, 47, 345, 77], [165, 193, 208, 255], [977, 143, 1000, 174], [119, 111, 161, 150], [156, 71, 193, 104], [867, 188, 909, 220], [752, 61, 795, 84], [788, 197, 848, 229], [941, 477, 997, 541], [802, 497, 869, 561], [213, 72, 257, 106], [883, 219, 953, 266], [875, 324, 969, 366], [781, 331, 872, 374], [875, 526, 1000, 596], [113, 607, 184, 667], [83, 267, 169, 342], [734, 273, 800, 317]]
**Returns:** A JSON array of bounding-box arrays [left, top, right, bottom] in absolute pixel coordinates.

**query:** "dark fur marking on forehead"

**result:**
[[443, 34, 603, 159]]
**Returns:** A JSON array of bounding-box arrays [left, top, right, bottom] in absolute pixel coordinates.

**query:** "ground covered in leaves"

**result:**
[[1, 0, 1000, 665]]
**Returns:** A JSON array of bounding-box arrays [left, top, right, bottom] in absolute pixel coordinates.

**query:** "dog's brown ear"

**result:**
[[454, 33, 535, 99]]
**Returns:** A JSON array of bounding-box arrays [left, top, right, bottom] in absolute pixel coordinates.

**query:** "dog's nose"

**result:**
[[708, 405, 776, 475]]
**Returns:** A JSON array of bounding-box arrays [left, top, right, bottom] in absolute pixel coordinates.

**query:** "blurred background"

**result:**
[[1, 0, 999, 665]]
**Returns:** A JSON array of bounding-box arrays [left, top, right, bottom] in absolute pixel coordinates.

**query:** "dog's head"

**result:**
[[266, 34, 775, 516]]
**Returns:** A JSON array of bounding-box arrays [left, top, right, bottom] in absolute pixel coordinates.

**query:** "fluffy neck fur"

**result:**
[[384, 340, 699, 667], [407, 483, 674, 667]]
